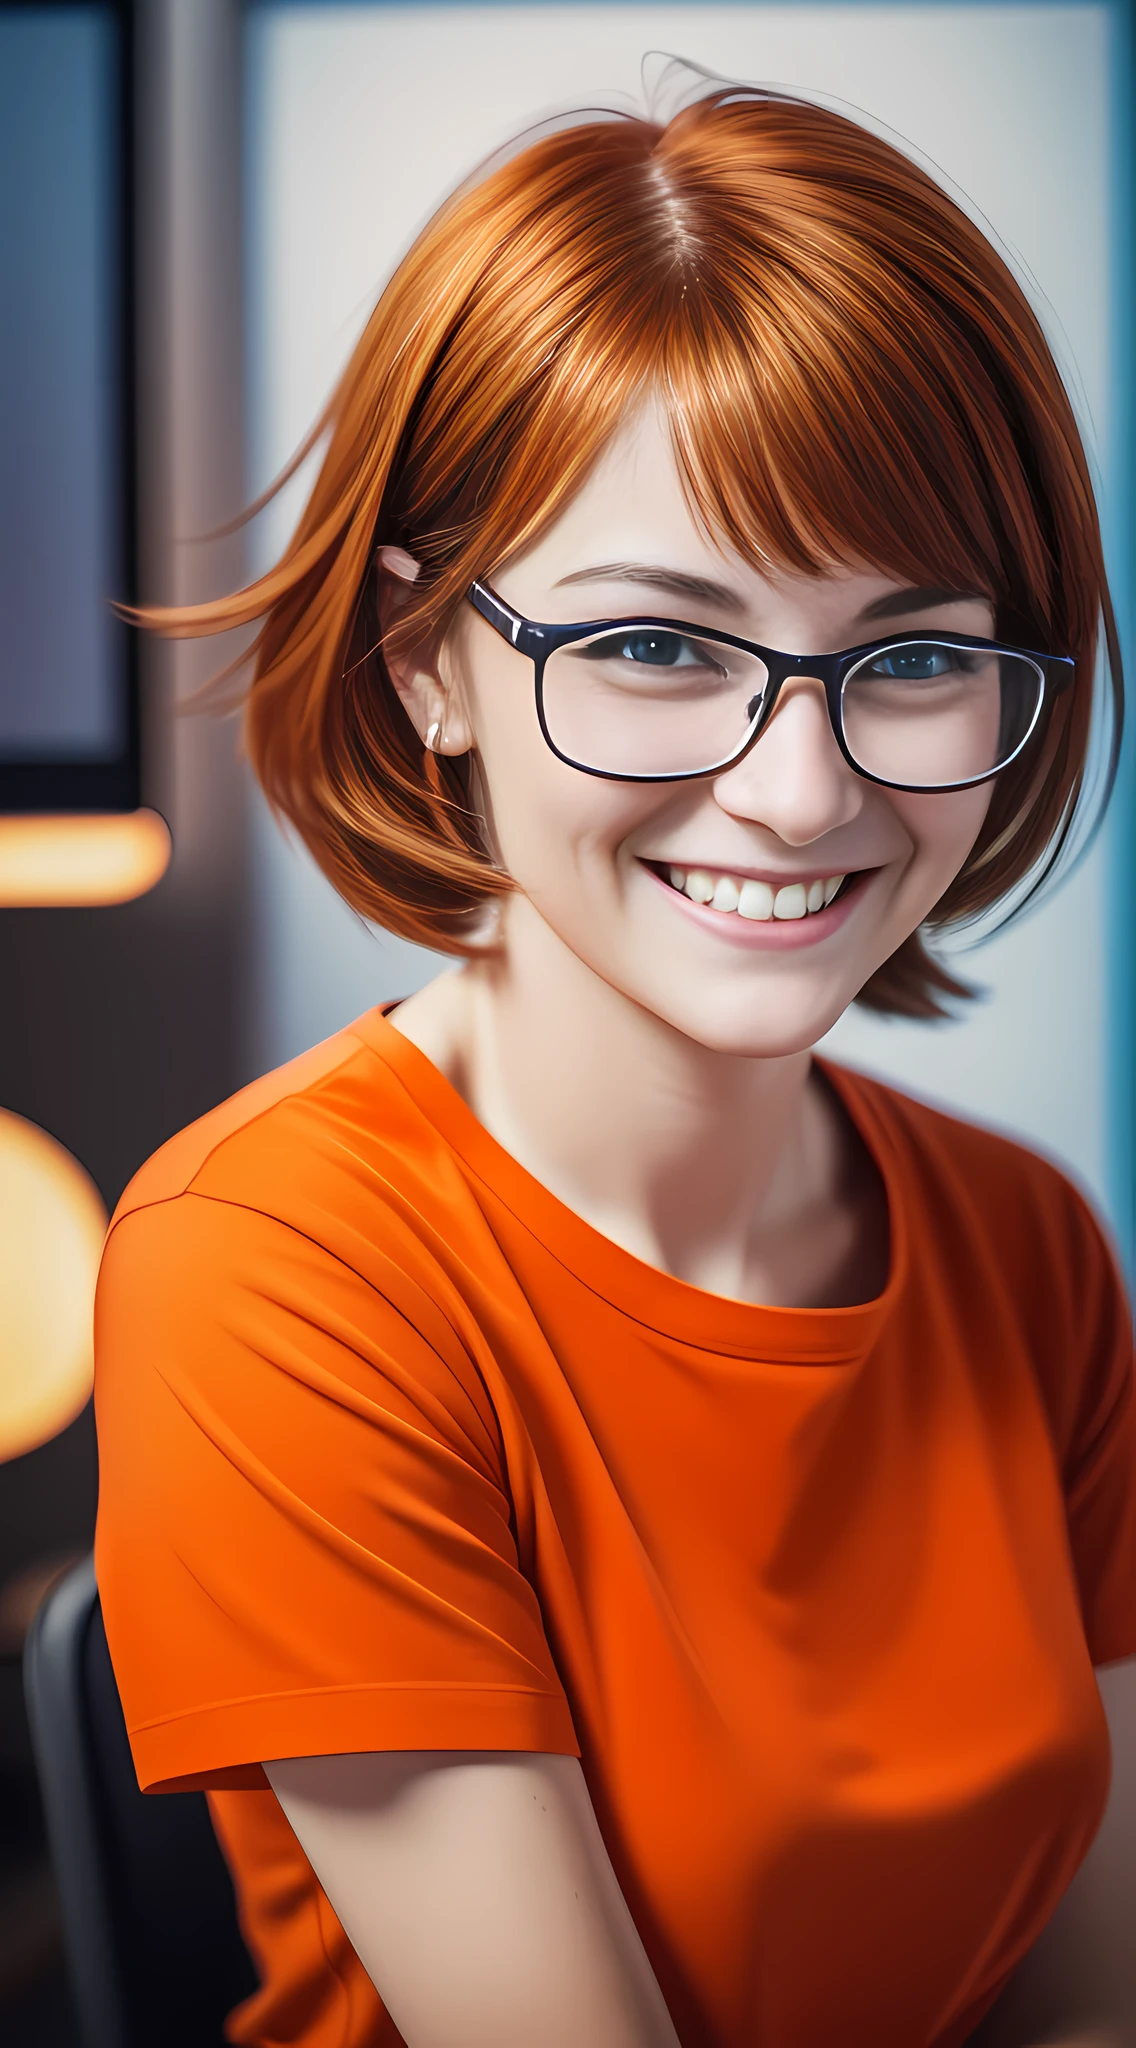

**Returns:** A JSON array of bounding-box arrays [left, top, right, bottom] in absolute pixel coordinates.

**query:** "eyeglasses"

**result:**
[[467, 581, 1074, 792]]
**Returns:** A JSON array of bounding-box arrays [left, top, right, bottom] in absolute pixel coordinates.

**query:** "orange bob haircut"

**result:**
[[156, 85, 1121, 1018]]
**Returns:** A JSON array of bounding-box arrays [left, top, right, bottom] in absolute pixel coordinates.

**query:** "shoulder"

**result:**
[[109, 1005, 463, 1242], [830, 1061, 1132, 1437], [110, 1019, 373, 1219], [96, 1009, 501, 1446], [829, 1059, 1107, 1256], [100, 1006, 490, 1355]]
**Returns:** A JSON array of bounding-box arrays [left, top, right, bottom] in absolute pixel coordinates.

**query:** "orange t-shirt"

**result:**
[[94, 1007, 1136, 2048]]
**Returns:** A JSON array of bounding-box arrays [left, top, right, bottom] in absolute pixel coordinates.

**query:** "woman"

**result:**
[[94, 86, 1135, 2048]]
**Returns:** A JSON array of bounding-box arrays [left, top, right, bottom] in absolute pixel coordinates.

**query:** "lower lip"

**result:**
[[642, 863, 870, 947]]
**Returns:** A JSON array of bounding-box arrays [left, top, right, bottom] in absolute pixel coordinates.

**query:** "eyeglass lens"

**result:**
[[539, 628, 1044, 786]]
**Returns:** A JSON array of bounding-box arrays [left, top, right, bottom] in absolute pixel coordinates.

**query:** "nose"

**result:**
[[710, 676, 865, 842]]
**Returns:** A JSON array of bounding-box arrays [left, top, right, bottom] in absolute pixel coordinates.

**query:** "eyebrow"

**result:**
[[855, 584, 990, 622], [552, 562, 745, 608], [552, 565, 991, 628]]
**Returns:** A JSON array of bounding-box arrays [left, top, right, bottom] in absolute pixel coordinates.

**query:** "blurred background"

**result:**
[[0, 1, 1131, 2040]]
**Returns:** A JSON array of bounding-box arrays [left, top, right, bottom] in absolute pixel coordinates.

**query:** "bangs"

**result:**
[[661, 290, 1012, 613], [394, 97, 1069, 664]]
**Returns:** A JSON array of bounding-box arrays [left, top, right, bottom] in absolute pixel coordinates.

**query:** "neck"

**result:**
[[400, 897, 837, 1300]]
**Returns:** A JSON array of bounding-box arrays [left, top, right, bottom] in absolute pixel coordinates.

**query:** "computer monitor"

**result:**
[[0, 0, 138, 813]]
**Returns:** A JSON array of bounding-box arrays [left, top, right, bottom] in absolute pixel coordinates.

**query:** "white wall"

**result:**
[[245, 2, 1122, 1218]]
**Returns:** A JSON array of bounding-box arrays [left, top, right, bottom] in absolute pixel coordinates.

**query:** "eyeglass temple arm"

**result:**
[[468, 581, 525, 647]]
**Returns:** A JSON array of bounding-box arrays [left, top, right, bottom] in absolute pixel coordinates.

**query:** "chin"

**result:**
[[641, 978, 858, 1061]]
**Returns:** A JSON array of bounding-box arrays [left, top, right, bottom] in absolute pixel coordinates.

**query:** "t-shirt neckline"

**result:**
[[351, 1006, 907, 1365]]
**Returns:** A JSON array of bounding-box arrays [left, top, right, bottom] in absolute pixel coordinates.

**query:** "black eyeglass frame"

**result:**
[[467, 580, 1076, 793]]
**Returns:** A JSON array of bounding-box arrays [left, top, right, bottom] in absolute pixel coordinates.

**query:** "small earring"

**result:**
[[425, 721, 441, 752]]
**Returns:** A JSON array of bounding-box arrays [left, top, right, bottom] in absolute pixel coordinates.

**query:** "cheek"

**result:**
[[500, 786, 661, 901], [464, 650, 665, 885], [888, 784, 994, 896], [461, 655, 560, 861]]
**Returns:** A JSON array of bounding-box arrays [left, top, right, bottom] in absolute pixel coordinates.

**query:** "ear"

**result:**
[[375, 548, 474, 756], [376, 545, 421, 585]]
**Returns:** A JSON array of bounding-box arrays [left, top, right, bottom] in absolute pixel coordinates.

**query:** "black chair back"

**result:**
[[24, 1556, 258, 2048]]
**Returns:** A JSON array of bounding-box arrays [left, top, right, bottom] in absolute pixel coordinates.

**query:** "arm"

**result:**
[[266, 1749, 683, 2048], [971, 1659, 1136, 2048]]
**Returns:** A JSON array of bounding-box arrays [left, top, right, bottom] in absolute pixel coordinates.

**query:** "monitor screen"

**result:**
[[0, 1, 137, 810]]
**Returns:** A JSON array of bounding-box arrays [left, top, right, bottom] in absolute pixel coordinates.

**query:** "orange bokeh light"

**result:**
[[0, 809, 170, 907], [0, 1110, 108, 1462]]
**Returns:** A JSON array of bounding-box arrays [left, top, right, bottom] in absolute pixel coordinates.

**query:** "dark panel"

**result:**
[[0, 889, 246, 1215], [0, 0, 139, 811], [0, 877, 248, 1763]]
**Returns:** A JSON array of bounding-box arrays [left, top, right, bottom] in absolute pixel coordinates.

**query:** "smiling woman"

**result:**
[[93, 84, 1135, 2048]]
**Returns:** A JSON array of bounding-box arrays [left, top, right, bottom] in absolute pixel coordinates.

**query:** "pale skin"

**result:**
[[267, 404, 1136, 2047]]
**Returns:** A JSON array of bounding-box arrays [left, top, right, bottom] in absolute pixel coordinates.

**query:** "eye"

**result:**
[[864, 644, 969, 682], [584, 629, 711, 669]]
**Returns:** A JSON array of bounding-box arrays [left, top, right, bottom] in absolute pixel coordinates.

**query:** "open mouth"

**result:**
[[646, 861, 860, 923]]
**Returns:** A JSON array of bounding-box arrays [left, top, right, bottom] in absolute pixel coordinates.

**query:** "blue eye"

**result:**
[[865, 646, 961, 682], [593, 630, 692, 667]]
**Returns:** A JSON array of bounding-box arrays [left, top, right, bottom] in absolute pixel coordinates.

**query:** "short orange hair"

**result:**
[[152, 87, 1122, 1017]]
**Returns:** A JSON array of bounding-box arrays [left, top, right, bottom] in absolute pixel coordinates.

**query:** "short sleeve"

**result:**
[[1042, 1186, 1136, 1667], [94, 1192, 578, 1794]]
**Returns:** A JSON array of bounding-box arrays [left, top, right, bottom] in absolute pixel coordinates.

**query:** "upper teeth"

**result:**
[[665, 868, 846, 920]]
